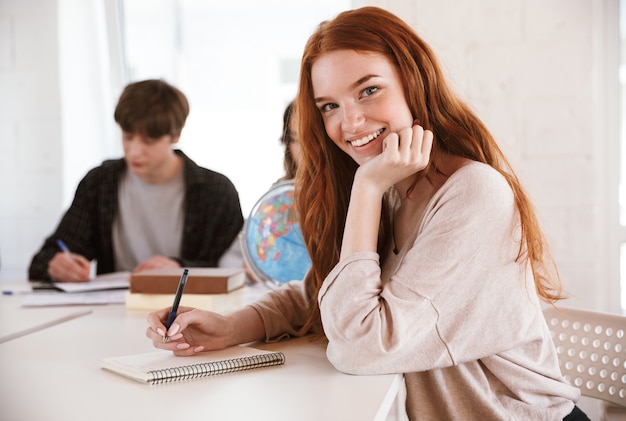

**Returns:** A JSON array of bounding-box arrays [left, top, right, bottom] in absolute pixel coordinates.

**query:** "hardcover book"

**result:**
[[129, 267, 245, 294]]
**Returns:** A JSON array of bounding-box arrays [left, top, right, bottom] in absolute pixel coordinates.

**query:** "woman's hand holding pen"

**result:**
[[146, 307, 231, 356], [48, 251, 91, 282], [146, 306, 266, 357]]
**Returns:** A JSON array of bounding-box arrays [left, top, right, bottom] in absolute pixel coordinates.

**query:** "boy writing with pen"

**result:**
[[28, 79, 244, 283], [50, 239, 91, 282]]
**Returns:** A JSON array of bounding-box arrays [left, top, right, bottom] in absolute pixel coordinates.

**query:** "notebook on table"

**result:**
[[101, 345, 285, 385]]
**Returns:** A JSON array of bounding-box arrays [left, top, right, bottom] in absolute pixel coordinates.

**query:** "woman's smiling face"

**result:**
[[312, 50, 414, 166]]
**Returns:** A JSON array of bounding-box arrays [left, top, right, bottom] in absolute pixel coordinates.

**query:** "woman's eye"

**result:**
[[362, 86, 378, 97], [320, 103, 338, 112]]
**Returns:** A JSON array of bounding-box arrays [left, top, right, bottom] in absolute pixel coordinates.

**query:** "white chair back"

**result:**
[[543, 306, 626, 407]]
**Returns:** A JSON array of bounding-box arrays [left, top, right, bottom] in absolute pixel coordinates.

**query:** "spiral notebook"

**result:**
[[101, 345, 285, 385]]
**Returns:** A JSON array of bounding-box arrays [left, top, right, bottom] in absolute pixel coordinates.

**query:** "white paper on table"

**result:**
[[52, 271, 130, 293], [20, 290, 127, 307]]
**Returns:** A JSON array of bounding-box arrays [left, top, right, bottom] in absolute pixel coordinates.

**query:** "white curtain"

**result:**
[[57, 0, 127, 207]]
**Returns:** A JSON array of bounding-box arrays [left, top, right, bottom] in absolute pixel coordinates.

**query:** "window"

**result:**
[[120, 0, 350, 216], [620, 0, 626, 313]]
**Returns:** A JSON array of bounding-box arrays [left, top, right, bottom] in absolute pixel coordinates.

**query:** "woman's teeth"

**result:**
[[350, 129, 384, 147]]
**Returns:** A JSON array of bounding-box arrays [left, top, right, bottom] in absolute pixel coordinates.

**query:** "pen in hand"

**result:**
[[163, 268, 189, 343], [52, 238, 91, 282], [56, 239, 71, 254]]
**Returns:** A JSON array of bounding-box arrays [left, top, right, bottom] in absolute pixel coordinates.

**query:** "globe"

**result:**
[[242, 180, 312, 288]]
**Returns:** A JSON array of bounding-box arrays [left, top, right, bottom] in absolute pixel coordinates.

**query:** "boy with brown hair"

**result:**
[[29, 79, 243, 282]]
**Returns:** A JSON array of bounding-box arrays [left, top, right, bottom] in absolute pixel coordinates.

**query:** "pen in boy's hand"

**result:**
[[163, 268, 189, 343], [56, 239, 71, 254]]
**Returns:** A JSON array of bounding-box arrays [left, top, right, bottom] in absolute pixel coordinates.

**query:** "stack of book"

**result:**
[[125, 267, 247, 312]]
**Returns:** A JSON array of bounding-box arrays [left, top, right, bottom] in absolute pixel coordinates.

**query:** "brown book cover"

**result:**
[[129, 267, 245, 294]]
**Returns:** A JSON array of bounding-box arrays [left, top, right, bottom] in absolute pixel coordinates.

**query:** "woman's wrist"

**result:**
[[353, 170, 390, 198], [224, 306, 265, 347]]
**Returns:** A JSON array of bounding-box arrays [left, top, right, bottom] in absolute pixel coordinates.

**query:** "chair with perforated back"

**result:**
[[543, 306, 626, 407]]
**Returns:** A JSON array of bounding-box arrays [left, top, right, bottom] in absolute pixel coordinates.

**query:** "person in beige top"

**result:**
[[146, 7, 587, 420]]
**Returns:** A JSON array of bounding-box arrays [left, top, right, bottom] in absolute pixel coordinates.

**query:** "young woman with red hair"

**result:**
[[147, 7, 586, 420]]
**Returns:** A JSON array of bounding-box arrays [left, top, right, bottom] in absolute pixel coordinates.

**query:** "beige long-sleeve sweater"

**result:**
[[250, 162, 580, 420]]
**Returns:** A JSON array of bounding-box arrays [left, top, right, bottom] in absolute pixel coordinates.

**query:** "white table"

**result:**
[[0, 284, 404, 421], [0, 282, 94, 342]]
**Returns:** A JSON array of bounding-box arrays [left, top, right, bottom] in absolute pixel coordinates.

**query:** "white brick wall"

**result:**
[[355, 0, 620, 313], [0, 0, 621, 316]]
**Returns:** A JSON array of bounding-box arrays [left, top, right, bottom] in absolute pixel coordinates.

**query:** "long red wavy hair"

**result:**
[[294, 7, 564, 332]]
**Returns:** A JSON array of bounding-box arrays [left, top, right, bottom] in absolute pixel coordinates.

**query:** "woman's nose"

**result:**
[[340, 103, 365, 132]]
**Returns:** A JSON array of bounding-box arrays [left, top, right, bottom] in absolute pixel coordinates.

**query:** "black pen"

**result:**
[[163, 268, 189, 343]]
